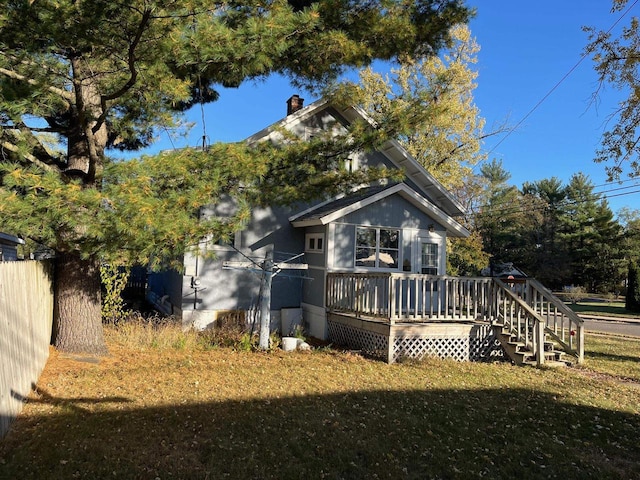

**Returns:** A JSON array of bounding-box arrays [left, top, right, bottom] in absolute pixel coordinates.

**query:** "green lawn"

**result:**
[[1, 326, 639, 480], [567, 301, 640, 319]]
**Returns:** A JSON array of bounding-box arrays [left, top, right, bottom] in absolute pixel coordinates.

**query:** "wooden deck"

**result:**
[[326, 273, 584, 365]]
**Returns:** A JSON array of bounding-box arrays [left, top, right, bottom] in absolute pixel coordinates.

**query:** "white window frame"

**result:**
[[421, 242, 439, 275], [355, 226, 400, 270], [305, 233, 325, 253]]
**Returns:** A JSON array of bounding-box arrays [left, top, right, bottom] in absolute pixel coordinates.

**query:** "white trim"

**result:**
[[292, 183, 470, 238], [327, 223, 336, 269], [304, 233, 325, 253], [307, 264, 327, 271]]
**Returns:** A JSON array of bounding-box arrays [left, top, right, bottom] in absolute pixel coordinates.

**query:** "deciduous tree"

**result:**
[[338, 23, 492, 273], [585, 0, 640, 179]]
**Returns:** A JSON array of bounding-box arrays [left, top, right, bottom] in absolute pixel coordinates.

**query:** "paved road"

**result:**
[[583, 317, 640, 337]]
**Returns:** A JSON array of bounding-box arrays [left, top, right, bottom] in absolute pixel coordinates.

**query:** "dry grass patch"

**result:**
[[1, 326, 640, 479]]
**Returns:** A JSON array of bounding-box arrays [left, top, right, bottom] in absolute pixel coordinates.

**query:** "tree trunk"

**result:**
[[52, 252, 107, 355]]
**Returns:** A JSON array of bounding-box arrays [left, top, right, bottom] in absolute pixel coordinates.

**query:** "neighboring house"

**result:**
[[147, 96, 585, 366], [148, 95, 470, 336], [0, 232, 25, 261]]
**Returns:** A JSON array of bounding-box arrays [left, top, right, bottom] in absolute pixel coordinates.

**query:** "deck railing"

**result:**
[[326, 272, 494, 322], [522, 279, 585, 363], [326, 272, 585, 364], [491, 278, 548, 366]]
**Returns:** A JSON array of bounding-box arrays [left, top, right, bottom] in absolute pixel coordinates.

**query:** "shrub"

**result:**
[[563, 285, 586, 304]]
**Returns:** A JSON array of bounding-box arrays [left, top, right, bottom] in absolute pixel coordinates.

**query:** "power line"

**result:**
[[484, 0, 639, 157], [466, 183, 640, 221]]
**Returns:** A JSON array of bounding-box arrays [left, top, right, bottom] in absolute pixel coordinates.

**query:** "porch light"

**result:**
[[428, 224, 435, 233]]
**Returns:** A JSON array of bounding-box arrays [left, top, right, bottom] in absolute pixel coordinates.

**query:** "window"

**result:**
[[356, 227, 399, 269], [305, 233, 325, 253], [421, 243, 438, 275]]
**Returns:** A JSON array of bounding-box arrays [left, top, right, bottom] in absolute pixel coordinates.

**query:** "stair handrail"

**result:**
[[524, 279, 584, 363], [493, 278, 548, 366]]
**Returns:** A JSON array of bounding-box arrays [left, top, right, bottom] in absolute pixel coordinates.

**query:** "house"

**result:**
[[0, 232, 25, 261], [148, 96, 585, 365], [148, 95, 469, 330]]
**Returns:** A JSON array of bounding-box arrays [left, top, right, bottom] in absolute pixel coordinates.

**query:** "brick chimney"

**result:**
[[286, 94, 304, 116]]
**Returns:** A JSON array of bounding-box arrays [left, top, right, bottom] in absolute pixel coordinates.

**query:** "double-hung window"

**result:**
[[421, 243, 439, 275], [356, 227, 399, 269]]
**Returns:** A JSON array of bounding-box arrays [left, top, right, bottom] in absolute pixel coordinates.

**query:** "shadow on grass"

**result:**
[[586, 350, 640, 364], [1, 387, 639, 479]]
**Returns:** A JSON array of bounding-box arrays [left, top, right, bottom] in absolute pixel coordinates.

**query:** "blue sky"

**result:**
[[152, 0, 638, 215]]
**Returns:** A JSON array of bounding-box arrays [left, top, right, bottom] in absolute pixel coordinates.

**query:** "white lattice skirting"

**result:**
[[328, 318, 505, 363], [328, 320, 389, 360]]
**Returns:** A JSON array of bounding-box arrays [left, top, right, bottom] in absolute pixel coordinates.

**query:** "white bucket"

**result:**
[[282, 337, 298, 352]]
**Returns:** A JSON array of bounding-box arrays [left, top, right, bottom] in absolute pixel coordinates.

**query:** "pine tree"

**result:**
[[520, 177, 570, 289], [0, 1, 471, 354], [626, 261, 640, 312]]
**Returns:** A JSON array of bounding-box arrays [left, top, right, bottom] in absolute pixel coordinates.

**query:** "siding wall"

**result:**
[[0, 261, 54, 438]]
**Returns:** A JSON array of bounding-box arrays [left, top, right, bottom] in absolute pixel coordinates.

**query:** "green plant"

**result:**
[[292, 324, 306, 340], [626, 261, 640, 312], [269, 331, 281, 350], [238, 333, 254, 352], [100, 264, 130, 324]]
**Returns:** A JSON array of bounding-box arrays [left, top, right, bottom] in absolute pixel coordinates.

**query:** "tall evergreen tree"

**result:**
[[560, 173, 622, 291], [520, 177, 569, 288], [0, 0, 472, 354], [626, 261, 640, 312], [476, 159, 529, 272]]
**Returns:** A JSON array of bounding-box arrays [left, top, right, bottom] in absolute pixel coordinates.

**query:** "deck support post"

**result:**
[[535, 319, 545, 367], [387, 328, 395, 364], [576, 324, 584, 364]]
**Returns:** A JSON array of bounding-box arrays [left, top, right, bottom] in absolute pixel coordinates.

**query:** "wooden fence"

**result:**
[[0, 261, 54, 438]]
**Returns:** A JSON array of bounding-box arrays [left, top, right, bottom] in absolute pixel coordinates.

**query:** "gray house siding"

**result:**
[[329, 194, 445, 270], [169, 204, 308, 328], [302, 267, 325, 307], [341, 195, 444, 232]]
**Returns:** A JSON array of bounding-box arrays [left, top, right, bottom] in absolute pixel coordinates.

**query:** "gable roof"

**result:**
[[245, 97, 467, 218], [290, 183, 470, 238]]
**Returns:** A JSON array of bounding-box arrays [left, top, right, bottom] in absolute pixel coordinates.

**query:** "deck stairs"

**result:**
[[492, 323, 573, 367], [490, 278, 584, 367]]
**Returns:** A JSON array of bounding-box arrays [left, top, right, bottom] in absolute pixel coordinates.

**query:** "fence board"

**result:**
[[0, 261, 54, 438]]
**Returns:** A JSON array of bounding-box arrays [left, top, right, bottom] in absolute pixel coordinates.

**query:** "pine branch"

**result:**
[[0, 66, 74, 103], [96, 8, 153, 132], [1, 140, 56, 172]]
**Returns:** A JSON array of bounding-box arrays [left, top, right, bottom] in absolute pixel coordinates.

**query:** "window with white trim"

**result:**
[[356, 226, 399, 269], [305, 233, 325, 253], [421, 242, 439, 275]]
